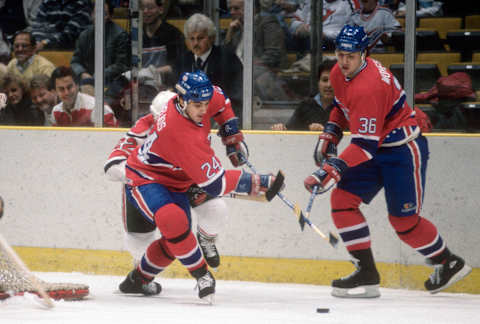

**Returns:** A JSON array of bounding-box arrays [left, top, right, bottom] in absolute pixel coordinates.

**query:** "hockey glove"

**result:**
[[304, 158, 348, 194], [219, 118, 249, 167], [313, 122, 343, 166], [235, 171, 281, 196]]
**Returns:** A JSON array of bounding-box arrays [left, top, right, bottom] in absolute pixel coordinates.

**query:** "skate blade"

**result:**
[[331, 285, 380, 298], [429, 264, 472, 294], [200, 293, 215, 305]]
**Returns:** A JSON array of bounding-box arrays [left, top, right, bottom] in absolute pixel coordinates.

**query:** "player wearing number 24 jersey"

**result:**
[[119, 72, 281, 303], [125, 85, 241, 194], [304, 25, 471, 299]]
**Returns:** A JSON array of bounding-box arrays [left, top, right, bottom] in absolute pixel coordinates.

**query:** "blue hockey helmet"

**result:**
[[335, 25, 369, 53], [175, 71, 214, 103]]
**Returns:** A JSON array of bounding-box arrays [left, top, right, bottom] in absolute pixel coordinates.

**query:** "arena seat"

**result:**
[[370, 53, 404, 69], [419, 17, 462, 39], [390, 63, 441, 93], [40, 51, 74, 68], [391, 30, 445, 52], [445, 30, 480, 61], [472, 52, 480, 62], [447, 63, 480, 90], [112, 18, 129, 31], [465, 15, 480, 29], [416, 52, 461, 76]]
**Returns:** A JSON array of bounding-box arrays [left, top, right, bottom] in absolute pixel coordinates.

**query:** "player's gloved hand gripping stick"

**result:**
[[239, 154, 338, 248]]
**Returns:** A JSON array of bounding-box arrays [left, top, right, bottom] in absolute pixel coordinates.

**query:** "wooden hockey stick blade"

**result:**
[[265, 170, 285, 201], [228, 193, 268, 202]]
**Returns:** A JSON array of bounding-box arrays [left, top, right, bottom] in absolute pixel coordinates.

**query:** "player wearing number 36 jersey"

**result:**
[[304, 25, 471, 299]]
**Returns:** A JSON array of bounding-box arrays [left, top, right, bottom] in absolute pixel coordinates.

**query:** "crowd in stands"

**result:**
[[0, 0, 479, 131]]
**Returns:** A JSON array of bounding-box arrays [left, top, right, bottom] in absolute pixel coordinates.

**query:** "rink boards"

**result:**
[[0, 126, 479, 293]]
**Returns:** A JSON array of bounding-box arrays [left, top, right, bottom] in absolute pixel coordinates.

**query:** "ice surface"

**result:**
[[1, 272, 479, 324]]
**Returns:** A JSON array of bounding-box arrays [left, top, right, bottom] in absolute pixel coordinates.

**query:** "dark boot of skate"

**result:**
[[425, 252, 472, 294], [331, 248, 380, 298], [119, 268, 161, 296], [197, 231, 220, 269], [192, 267, 216, 304]]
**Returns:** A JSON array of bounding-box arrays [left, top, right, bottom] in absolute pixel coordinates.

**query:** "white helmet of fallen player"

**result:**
[[150, 90, 177, 119]]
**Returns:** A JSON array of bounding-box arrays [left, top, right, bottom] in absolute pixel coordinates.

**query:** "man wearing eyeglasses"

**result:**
[[6, 30, 55, 83]]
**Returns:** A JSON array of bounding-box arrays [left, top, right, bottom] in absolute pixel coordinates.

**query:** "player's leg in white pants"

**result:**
[[192, 197, 228, 269], [124, 231, 158, 267], [193, 197, 228, 238]]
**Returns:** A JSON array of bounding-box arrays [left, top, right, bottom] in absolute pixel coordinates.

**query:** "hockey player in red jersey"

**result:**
[[117, 71, 282, 303], [105, 91, 224, 262], [105, 90, 231, 272], [304, 25, 471, 298]]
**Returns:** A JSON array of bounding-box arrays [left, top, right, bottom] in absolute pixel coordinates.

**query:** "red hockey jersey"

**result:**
[[125, 87, 240, 195], [329, 57, 419, 167]]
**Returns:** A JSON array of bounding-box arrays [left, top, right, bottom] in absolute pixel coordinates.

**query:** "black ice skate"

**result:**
[[197, 231, 220, 270], [196, 270, 216, 304], [119, 269, 161, 296], [425, 254, 472, 294], [331, 249, 380, 298]]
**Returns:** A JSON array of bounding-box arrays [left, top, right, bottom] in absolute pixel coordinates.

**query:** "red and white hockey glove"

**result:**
[[235, 171, 281, 196], [219, 118, 249, 167], [304, 158, 348, 194], [313, 122, 343, 167]]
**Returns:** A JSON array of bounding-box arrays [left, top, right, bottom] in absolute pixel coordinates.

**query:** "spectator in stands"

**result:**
[[346, 0, 401, 52], [224, 0, 244, 63], [176, 13, 244, 123], [31, 0, 92, 51], [30, 73, 58, 125], [271, 58, 336, 131], [7, 30, 55, 83], [395, 1, 443, 18], [0, 72, 44, 125], [50, 66, 118, 127], [288, 0, 357, 54], [0, 31, 10, 65], [71, 0, 130, 97], [252, 0, 298, 101], [0, 0, 42, 37], [136, 0, 186, 88]]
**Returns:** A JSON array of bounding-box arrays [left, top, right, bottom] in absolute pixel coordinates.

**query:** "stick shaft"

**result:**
[[227, 193, 267, 202]]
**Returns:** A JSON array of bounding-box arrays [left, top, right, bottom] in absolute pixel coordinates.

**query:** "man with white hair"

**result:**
[[176, 13, 243, 124]]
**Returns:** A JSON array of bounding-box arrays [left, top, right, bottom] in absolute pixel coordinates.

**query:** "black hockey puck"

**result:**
[[316, 308, 330, 313]]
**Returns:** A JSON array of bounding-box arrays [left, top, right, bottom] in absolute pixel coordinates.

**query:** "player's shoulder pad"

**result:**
[[213, 85, 225, 96]]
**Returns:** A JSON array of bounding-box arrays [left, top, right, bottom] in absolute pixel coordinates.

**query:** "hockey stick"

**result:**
[[238, 155, 306, 230], [303, 186, 339, 248], [227, 192, 268, 202], [0, 233, 54, 308]]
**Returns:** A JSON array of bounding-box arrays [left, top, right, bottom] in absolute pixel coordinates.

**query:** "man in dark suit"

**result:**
[[176, 13, 244, 124]]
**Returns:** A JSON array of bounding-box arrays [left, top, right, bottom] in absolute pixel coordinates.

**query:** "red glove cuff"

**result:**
[[222, 132, 244, 145]]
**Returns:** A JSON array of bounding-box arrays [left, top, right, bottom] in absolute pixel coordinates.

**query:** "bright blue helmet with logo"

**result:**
[[175, 71, 214, 103], [335, 25, 369, 52]]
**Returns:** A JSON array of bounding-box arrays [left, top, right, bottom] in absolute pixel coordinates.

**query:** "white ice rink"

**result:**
[[1, 272, 479, 324]]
